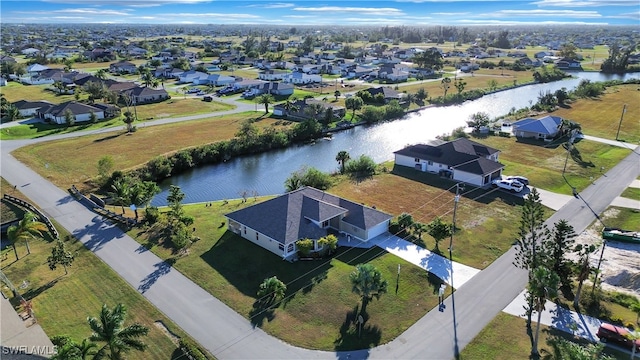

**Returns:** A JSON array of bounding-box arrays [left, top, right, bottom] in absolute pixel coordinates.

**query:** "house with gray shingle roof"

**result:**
[[225, 187, 393, 259], [394, 138, 504, 187]]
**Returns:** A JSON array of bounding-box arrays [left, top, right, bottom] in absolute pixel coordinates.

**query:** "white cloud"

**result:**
[[531, 0, 636, 7], [606, 10, 640, 20], [494, 9, 602, 18], [245, 3, 295, 9], [293, 6, 405, 16], [457, 19, 609, 25], [171, 12, 261, 19], [13, 8, 131, 16], [431, 12, 471, 16], [43, 0, 212, 4]]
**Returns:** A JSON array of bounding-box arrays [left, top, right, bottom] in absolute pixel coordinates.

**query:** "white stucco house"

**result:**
[[225, 187, 393, 259], [394, 138, 504, 187], [37, 101, 105, 124]]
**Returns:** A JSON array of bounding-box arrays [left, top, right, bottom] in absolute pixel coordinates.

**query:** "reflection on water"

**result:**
[[151, 72, 638, 206]]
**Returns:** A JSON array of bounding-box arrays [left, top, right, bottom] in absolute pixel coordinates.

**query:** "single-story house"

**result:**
[[555, 58, 582, 70], [511, 115, 563, 141], [225, 187, 393, 259], [109, 61, 137, 74], [37, 101, 105, 124], [12, 100, 54, 117], [178, 70, 209, 84], [232, 79, 267, 91], [282, 72, 321, 84], [126, 86, 170, 104], [394, 138, 504, 187], [362, 87, 404, 102], [256, 82, 294, 96], [196, 74, 235, 86], [258, 69, 289, 81]]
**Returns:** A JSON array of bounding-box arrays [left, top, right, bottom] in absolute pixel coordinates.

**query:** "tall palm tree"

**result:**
[[335, 150, 350, 174], [108, 177, 131, 214], [529, 266, 559, 358], [140, 71, 158, 88], [257, 94, 275, 113], [95, 69, 108, 80], [350, 263, 388, 315], [257, 276, 287, 304], [573, 243, 596, 308], [88, 303, 149, 360], [128, 181, 161, 220], [7, 211, 48, 260]]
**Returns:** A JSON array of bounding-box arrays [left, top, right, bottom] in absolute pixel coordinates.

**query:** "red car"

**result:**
[[596, 323, 640, 350]]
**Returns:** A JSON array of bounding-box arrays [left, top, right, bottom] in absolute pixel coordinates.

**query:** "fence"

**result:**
[[69, 186, 137, 228], [2, 194, 59, 239]]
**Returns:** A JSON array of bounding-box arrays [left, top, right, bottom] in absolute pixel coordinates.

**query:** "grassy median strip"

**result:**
[[0, 180, 211, 359]]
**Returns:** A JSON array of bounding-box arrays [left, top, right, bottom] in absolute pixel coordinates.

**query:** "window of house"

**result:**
[[256, 233, 259, 241], [322, 220, 329, 228], [287, 243, 294, 252], [279, 243, 284, 251], [427, 161, 433, 165], [243, 226, 246, 234], [414, 158, 420, 162]]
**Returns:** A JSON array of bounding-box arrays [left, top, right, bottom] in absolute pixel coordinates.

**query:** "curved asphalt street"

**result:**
[[1, 96, 639, 358]]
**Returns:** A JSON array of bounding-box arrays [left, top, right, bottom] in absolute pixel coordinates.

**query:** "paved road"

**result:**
[[2, 102, 639, 360]]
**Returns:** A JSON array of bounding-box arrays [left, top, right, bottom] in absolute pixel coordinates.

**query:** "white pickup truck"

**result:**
[[492, 178, 525, 193]]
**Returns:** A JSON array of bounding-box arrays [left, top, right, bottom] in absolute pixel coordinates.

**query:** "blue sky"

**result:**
[[1, 0, 639, 26]]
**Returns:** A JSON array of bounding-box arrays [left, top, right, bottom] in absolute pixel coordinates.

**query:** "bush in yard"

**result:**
[[344, 155, 376, 177], [296, 238, 314, 257], [318, 234, 338, 256], [144, 206, 160, 224], [179, 339, 208, 360]]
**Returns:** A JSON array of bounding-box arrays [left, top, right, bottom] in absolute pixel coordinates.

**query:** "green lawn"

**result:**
[[0, 180, 210, 360], [470, 135, 631, 195], [620, 187, 640, 201], [128, 199, 447, 351], [461, 313, 629, 360], [0, 97, 235, 140], [1, 81, 76, 103]]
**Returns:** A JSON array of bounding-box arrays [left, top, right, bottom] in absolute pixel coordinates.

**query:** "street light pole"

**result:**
[[615, 104, 627, 141], [591, 240, 606, 297]]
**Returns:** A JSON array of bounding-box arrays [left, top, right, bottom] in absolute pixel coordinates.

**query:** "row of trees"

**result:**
[[395, 213, 453, 251], [513, 188, 602, 357]]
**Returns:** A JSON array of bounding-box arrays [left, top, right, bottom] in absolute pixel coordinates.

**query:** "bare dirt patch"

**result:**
[[154, 320, 180, 345], [572, 208, 640, 298]]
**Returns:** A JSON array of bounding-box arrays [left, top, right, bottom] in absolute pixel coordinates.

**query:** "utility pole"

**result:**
[[591, 240, 607, 297], [449, 183, 463, 264], [615, 104, 627, 141]]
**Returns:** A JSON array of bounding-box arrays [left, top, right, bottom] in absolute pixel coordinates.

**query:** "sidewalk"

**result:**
[[371, 233, 480, 288]]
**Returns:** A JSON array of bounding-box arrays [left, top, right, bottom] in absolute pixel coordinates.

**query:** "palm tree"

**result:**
[[128, 181, 161, 220], [404, 93, 415, 109], [345, 96, 363, 120], [335, 150, 350, 174], [257, 276, 287, 304], [426, 216, 453, 251], [441, 77, 451, 97], [7, 211, 48, 260], [122, 111, 135, 133], [304, 103, 324, 121], [88, 303, 149, 360], [282, 98, 299, 117], [95, 69, 108, 80], [334, 90, 341, 101], [140, 71, 158, 88], [350, 263, 388, 315], [108, 177, 131, 214], [529, 266, 559, 358], [573, 243, 596, 308], [257, 94, 275, 113]]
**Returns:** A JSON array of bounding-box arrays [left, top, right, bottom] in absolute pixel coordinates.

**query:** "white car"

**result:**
[[504, 175, 529, 186], [492, 179, 524, 193]]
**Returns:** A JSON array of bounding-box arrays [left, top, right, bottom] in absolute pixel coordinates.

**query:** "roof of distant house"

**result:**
[[512, 115, 563, 135]]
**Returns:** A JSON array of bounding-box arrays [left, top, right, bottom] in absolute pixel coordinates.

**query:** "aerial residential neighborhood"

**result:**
[[1, 1, 639, 359]]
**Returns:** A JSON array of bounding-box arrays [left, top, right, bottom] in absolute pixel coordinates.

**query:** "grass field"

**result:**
[[551, 84, 640, 144], [0, 180, 206, 360], [1, 81, 76, 103], [127, 198, 447, 351], [620, 187, 640, 201], [460, 313, 629, 360], [469, 135, 632, 195], [11, 112, 289, 191]]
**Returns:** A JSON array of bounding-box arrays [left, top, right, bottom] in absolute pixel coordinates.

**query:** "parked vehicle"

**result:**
[[602, 227, 640, 244], [504, 175, 529, 186], [596, 323, 640, 350], [492, 179, 524, 193], [203, 96, 213, 102]]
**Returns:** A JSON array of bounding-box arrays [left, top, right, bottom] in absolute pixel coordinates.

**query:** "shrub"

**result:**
[[179, 339, 208, 360], [498, 131, 511, 137], [146, 156, 172, 180], [318, 234, 338, 256], [296, 238, 314, 256], [345, 155, 376, 177], [144, 206, 160, 224]]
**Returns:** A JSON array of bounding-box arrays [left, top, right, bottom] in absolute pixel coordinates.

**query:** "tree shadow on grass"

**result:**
[[93, 132, 124, 143], [22, 278, 59, 301], [335, 246, 387, 266], [248, 299, 277, 328], [333, 304, 380, 352], [200, 231, 331, 298]]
